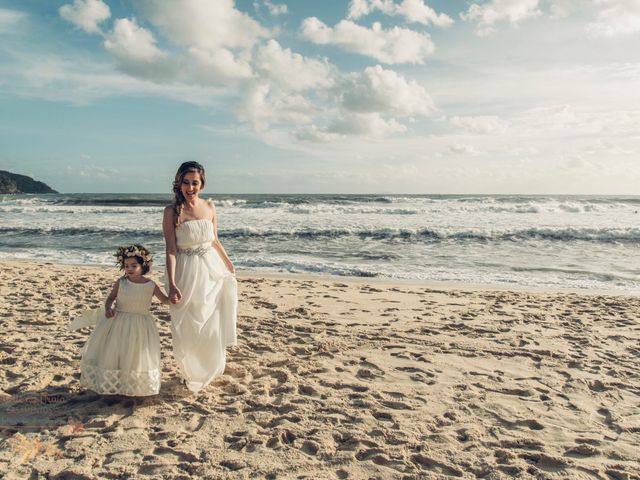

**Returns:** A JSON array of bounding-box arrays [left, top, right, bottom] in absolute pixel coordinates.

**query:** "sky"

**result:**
[[0, 0, 639, 194]]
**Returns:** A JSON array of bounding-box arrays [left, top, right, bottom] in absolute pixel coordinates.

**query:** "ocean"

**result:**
[[1, 193, 638, 292]]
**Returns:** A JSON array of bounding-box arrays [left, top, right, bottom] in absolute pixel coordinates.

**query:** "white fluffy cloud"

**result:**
[[586, 0, 640, 37], [126, 0, 267, 85], [293, 65, 435, 141], [104, 18, 166, 63], [347, 0, 453, 27], [245, 63, 435, 142], [136, 0, 267, 51], [337, 65, 435, 116], [59, 0, 110, 34], [238, 83, 317, 131], [301, 17, 434, 64], [461, 0, 541, 36], [255, 40, 334, 91], [187, 47, 254, 84]]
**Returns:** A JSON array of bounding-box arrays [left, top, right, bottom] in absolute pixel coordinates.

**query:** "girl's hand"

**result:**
[[169, 285, 182, 304], [226, 261, 236, 274], [105, 307, 115, 318]]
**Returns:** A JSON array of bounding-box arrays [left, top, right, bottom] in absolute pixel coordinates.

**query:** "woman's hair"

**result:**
[[114, 244, 153, 275], [172, 161, 206, 227]]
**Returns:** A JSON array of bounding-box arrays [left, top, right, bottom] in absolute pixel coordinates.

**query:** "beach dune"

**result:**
[[0, 261, 638, 479]]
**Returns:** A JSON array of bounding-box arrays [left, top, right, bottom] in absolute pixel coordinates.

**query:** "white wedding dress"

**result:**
[[168, 219, 237, 392], [70, 278, 161, 396]]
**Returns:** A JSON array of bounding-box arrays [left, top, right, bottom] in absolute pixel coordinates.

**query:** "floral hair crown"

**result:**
[[114, 244, 153, 268]]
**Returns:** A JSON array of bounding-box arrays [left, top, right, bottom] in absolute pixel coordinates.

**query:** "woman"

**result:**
[[163, 161, 237, 392]]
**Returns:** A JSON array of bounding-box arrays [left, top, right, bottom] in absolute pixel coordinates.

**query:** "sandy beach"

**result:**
[[0, 260, 638, 479]]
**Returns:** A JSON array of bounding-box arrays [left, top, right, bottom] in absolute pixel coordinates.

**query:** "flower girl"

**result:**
[[70, 245, 169, 396]]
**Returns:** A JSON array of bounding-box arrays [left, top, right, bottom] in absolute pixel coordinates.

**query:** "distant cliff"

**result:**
[[0, 170, 58, 194]]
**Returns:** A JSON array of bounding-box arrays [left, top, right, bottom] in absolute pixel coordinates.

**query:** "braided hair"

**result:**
[[172, 161, 206, 227]]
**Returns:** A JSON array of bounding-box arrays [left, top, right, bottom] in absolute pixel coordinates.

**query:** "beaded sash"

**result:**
[[177, 244, 211, 256]]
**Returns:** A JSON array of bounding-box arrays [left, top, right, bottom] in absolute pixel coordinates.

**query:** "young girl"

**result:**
[[70, 244, 170, 396]]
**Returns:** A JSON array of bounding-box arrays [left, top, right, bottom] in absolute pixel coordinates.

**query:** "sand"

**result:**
[[0, 260, 638, 479]]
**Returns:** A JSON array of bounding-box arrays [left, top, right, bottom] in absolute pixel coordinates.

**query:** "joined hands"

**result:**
[[169, 285, 182, 304]]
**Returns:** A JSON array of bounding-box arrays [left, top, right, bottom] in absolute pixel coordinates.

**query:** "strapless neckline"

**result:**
[[179, 218, 210, 226]]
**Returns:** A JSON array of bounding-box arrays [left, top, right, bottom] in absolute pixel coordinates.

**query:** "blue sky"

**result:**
[[1, 0, 639, 194]]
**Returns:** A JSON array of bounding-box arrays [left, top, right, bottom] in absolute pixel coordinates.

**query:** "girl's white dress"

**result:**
[[168, 219, 237, 392], [70, 278, 161, 396]]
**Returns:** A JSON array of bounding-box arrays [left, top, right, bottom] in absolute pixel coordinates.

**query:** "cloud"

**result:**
[[187, 47, 254, 84], [586, 0, 640, 37], [104, 18, 166, 62], [328, 112, 407, 136], [264, 1, 288, 16], [255, 39, 334, 91], [59, 0, 110, 34], [336, 65, 435, 116], [293, 66, 435, 141], [347, 0, 453, 27], [450, 115, 509, 134], [105, 11, 257, 85], [117, 0, 267, 85], [237, 83, 317, 131], [294, 125, 343, 142], [301, 17, 434, 64], [136, 0, 267, 51], [248, 63, 436, 140], [295, 112, 407, 141], [103, 18, 175, 80], [461, 0, 542, 36]]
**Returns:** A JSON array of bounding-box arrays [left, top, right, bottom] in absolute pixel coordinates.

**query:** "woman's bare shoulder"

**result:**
[[163, 205, 177, 229]]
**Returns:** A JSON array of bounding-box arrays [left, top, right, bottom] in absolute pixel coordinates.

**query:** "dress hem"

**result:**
[[81, 364, 161, 397]]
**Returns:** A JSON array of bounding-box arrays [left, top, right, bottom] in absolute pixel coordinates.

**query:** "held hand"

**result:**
[[227, 262, 236, 274], [105, 307, 115, 318], [169, 285, 182, 304]]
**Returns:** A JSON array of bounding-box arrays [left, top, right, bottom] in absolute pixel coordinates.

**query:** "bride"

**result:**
[[163, 161, 237, 392]]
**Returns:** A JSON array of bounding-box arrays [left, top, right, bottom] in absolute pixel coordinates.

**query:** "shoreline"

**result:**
[[2, 258, 637, 298]]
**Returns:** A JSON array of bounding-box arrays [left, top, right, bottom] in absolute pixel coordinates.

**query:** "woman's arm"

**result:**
[[153, 283, 171, 305], [105, 280, 120, 318], [162, 205, 182, 303], [209, 201, 235, 274]]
